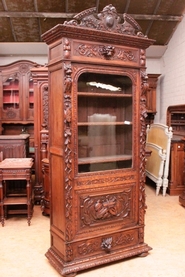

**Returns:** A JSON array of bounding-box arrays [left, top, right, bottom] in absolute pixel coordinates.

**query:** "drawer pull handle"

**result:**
[[101, 237, 112, 252]]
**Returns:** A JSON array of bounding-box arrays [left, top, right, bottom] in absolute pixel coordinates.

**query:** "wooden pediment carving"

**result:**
[[65, 4, 144, 37]]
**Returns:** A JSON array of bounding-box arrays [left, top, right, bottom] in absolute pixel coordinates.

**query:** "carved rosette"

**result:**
[[139, 70, 149, 242], [19, 63, 30, 74]]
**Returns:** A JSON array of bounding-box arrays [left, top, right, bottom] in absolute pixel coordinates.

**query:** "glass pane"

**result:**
[[3, 76, 19, 110], [29, 76, 34, 109], [78, 73, 132, 94], [78, 73, 133, 173]]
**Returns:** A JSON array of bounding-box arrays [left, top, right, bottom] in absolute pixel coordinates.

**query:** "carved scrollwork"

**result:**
[[76, 42, 136, 62], [64, 4, 145, 37], [78, 241, 99, 255], [77, 232, 135, 256]]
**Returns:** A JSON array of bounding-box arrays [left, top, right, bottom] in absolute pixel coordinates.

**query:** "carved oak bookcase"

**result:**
[[42, 5, 154, 276]]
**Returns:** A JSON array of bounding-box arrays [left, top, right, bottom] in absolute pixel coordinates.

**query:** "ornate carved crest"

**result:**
[[65, 4, 145, 37]]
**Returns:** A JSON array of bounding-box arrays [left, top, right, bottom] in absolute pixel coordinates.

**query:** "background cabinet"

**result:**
[[167, 104, 185, 136], [168, 138, 185, 195], [0, 134, 30, 159], [0, 60, 40, 147], [42, 5, 154, 276], [31, 66, 48, 204], [145, 74, 161, 125], [166, 105, 185, 195]]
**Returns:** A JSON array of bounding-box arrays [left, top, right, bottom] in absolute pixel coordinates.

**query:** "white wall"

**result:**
[[0, 43, 48, 66], [0, 55, 48, 66], [155, 15, 185, 124], [3, 29, 185, 127]]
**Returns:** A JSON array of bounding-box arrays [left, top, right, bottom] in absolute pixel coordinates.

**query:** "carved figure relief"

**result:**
[[80, 189, 131, 227]]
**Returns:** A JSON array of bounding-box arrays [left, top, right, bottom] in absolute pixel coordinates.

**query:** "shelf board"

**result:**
[[78, 154, 132, 164], [3, 196, 28, 205], [3, 102, 19, 104], [78, 121, 132, 126], [78, 92, 132, 97]]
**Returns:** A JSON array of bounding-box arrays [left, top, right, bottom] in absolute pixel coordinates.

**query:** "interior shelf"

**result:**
[[78, 154, 132, 164], [3, 196, 28, 205], [78, 122, 132, 126], [78, 92, 132, 97]]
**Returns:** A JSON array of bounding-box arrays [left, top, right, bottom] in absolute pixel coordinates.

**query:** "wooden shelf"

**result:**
[[78, 121, 132, 126], [3, 196, 28, 205], [78, 154, 132, 164], [78, 92, 132, 97]]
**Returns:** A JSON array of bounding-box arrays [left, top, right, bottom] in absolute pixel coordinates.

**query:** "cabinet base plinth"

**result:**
[[167, 186, 185, 196], [45, 244, 152, 276], [179, 192, 185, 207]]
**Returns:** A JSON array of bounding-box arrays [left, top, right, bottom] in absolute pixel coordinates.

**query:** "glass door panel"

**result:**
[[3, 76, 19, 110], [77, 72, 133, 173], [29, 76, 34, 109]]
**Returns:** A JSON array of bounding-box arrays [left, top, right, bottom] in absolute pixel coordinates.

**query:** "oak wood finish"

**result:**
[[42, 5, 154, 276]]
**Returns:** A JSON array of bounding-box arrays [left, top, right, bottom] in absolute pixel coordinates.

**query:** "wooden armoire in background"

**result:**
[[0, 60, 39, 147], [31, 66, 49, 204], [146, 74, 161, 125], [42, 5, 154, 276], [166, 104, 185, 196]]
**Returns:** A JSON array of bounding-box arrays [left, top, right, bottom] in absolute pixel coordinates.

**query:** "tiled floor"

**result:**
[[1, 183, 185, 277]]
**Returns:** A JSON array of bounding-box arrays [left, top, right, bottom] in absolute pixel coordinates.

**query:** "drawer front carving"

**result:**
[[73, 40, 139, 65], [74, 229, 138, 258]]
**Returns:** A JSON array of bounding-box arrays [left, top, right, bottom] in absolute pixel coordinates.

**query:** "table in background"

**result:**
[[0, 158, 33, 226]]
